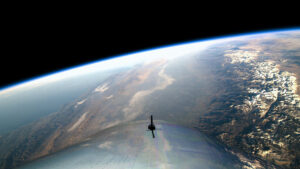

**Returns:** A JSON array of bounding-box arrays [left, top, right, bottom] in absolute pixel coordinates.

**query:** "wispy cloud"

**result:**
[[98, 141, 112, 149], [94, 83, 109, 93]]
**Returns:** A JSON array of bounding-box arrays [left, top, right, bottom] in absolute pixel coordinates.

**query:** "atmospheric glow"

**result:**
[[0, 40, 216, 96], [0, 28, 298, 96]]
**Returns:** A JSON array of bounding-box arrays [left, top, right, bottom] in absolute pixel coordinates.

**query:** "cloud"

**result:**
[[74, 98, 87, 108], [105, 95, 114, 100], [94, 83, 109, 93], [81, 143, 90, 147], [98, 141, 113, 149]]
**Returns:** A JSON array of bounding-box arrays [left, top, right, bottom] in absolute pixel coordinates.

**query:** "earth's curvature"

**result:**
[[0, 29, 299, 169]]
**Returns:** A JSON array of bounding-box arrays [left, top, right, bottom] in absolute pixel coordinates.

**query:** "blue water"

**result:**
[[0, 70, 121, 135]]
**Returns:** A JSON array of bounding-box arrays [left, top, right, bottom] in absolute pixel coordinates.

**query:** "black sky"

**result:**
[[1, 13, 299, 89]]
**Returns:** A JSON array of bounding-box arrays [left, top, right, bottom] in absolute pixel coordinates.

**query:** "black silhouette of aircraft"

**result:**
[[148, 115, 156, 138]]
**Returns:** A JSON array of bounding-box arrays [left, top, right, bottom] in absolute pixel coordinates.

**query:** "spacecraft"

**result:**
[[148, 115, 156, 138]]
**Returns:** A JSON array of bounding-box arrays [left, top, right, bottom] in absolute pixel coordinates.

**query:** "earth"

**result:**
[[0, 29, 299, 169]]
